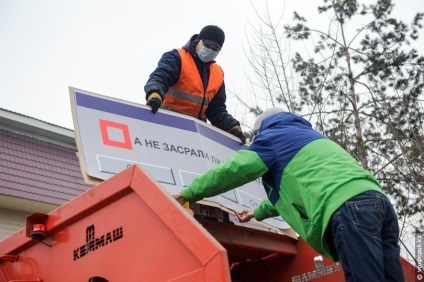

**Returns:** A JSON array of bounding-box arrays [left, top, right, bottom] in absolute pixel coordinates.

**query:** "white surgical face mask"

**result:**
[[197, 45, 219, 62]]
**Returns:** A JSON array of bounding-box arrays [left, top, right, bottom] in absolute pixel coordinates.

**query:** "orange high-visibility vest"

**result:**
[[162, 48, 224, 120]]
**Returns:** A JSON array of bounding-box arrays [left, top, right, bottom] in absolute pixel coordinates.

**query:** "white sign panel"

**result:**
[[70, 87, 289, 229]]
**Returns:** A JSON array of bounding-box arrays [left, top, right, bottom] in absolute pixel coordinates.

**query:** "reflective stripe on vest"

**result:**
[[163, 48, 224, 119]]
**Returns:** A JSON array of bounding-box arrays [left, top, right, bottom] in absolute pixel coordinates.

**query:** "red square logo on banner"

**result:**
[[99, 119, 133, 150]]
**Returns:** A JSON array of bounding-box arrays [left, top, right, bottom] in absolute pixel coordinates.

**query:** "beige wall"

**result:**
[[0, 196, 57, 241], [0, 207, 31, 240]]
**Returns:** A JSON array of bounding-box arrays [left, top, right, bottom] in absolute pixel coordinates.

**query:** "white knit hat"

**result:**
[[253, 107, 287, 133]]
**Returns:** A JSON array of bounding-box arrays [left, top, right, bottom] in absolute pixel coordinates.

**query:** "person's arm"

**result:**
[[205, 83, 246, 143], [236, 199, 279, 223], [205, 82, 240, 132], [180, 150, 269, 202], [254, 199, 279, 220], [144, 50, 181, 100]]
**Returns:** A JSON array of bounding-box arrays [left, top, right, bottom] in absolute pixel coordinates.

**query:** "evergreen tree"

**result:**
[[241, 0, 424, 225]]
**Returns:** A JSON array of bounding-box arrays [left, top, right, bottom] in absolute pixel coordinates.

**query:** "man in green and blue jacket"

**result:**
[[173, 108, 404, 281]]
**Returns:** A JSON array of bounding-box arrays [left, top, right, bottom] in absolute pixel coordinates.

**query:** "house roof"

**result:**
[[0, 109, 93, 206]]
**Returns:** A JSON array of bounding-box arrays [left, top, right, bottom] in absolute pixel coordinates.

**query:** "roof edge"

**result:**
[[0, 194, 58, 214], [0, 108, 76, 148]]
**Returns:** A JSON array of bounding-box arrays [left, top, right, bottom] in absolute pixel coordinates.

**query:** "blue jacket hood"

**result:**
[[259, 112, 313, 133]]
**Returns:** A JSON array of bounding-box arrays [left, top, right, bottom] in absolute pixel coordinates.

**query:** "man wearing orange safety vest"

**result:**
[[144, 25, 246, 143]]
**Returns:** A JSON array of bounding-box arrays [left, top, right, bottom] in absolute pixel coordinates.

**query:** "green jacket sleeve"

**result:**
[[181, 150, 268, 202], [254, 199, 280, 221]]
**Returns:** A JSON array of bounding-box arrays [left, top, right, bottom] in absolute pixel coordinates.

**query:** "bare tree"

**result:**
[[228, 1, 301, 139]]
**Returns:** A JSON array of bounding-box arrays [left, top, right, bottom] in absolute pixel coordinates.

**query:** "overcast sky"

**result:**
[[1, 0, 423, 130]]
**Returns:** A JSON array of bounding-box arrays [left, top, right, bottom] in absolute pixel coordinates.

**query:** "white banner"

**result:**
[[70, 87, 289, 229]]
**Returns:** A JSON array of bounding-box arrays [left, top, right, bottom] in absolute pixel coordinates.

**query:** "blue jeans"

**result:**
[[327, 191, 404, 282]]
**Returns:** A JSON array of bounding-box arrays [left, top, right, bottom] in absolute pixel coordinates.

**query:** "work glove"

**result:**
[[228, 125, 247, 144], [146, 92, 162, 113]]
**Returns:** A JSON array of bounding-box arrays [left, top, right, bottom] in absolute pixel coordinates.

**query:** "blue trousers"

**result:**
[[328, 191, 404, 281]]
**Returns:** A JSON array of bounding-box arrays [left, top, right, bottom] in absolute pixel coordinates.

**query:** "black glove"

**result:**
[[228, 125, 247, 144], [146, 92, 162, 113]]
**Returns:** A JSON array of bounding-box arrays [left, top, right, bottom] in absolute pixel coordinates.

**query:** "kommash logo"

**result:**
[[73, 224, 124, 261]]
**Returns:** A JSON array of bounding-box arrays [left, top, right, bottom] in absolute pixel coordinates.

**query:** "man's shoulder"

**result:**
[[159, 48, 183, 63]]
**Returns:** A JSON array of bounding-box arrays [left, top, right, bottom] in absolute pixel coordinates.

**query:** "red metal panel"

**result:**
[[400, 256, 420, 282], [198, 219, 297, 263], [0, 165, 230, 281], [228, 237, 418, 282], [0, 164, 417, 281]]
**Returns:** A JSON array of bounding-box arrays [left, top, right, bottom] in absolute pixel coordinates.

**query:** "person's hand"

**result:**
[[228, 125, 247, 144], [171, 192, 186, 205], [236, 209, 255, 222], [146, 92, 162, 113]]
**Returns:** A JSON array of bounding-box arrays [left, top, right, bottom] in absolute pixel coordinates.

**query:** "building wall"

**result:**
[[0, 207, 31, 240], [0, 109, 92, 241]]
